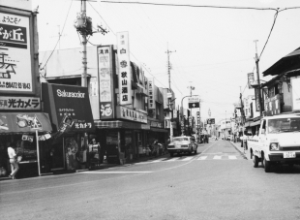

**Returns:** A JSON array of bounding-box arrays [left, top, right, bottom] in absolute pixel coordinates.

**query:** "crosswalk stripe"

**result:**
[[197, 156, 208, 160], [213, 155, 222, 160], [151, 158, 165, 163], [228, 155, 237, 160], [167, 158, 180, 162], [181, 156, 194, 161]]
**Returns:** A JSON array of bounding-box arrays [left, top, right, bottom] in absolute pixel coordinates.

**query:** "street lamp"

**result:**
[[168, 98, 176, 140], [180, 95, 199, 136]]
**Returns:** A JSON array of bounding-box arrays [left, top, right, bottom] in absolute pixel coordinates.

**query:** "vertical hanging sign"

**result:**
[[117, 32, 132, 105], [148, 78, 156, 109], [97, 45, 115, 119]]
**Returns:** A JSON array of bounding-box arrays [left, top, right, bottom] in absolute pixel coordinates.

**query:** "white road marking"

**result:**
[[166, 157, 180, 162], [181, 156, 194, 161], [213, 155, 222, 160], [197, 156, 208, 160], [80, 171, 153, 174], [228, 155, 237, 160], [151, 158, 165, 163]]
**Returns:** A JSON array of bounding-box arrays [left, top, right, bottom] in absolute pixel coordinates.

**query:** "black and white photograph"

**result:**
[[1, 0, 300, 219]]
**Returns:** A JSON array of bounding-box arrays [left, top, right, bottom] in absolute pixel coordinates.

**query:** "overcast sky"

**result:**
[[32, 0, 300, 122]]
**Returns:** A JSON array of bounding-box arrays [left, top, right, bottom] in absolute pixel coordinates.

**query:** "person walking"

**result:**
[[7, 142, 19, 179]]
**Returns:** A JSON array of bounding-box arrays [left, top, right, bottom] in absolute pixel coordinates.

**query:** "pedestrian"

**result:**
[[7, 142, 19, 179]]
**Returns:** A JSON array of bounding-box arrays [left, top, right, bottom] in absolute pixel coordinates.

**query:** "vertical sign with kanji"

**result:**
[[0, 10, 33, 93], [148, 78, 156, 109], [117, 32, 132, 105]]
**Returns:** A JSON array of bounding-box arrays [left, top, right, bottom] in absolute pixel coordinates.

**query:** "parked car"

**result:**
[[248, 114, 300, 172], [167, 136, 198, 157]]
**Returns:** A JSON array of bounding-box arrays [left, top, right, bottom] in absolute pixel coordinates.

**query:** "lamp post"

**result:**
[[180, 95, 199, 136], [169, 98, 176, 140]]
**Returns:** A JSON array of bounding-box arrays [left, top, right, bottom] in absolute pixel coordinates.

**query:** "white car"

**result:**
[[167, 136, 198, 157], [247, 114, 300, 172]]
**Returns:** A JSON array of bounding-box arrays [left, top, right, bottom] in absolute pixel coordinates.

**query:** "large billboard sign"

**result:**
[[97, 45, 115, 119], [117, 32, 132, 105], [0, 10, 34, 94]]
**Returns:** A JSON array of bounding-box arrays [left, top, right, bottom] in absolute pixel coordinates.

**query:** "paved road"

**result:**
[[1, 139, 300, 220]]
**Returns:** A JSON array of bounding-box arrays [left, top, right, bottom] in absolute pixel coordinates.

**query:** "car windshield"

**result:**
[[172, 137, 189, 142], [268, 117, 300, 133]]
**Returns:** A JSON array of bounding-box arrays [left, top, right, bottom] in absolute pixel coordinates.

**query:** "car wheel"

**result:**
[[194, 148, 198, 155], [170, 152, 174, 157], [253, 155, 259, 168], [263, 157, 271, 173]]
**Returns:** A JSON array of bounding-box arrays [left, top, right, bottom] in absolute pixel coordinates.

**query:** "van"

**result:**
[[247, 114, 300, 172]]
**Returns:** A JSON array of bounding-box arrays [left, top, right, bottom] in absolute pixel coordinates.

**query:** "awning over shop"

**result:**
[[250, 120, 261, 127], [42, 83, 95, 133], [94, 120, 148, 130], [150, 127, 168, 133], [0, 112, 52, 134]]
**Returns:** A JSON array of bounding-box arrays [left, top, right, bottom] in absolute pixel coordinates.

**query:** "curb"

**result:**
[[230, 141, 248, 160]]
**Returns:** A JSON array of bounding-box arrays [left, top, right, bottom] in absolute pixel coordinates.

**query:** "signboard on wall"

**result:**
[[291, 77, 300, 111], [0, 96, 40, 110], [264, 94, 281, 116], [42, 83, 95, 132], [97, 45, 115, 119], [117, 32, 132, 105], [0, 11, 34, 94], [0, 0, 32, 11], [117, 106, 147, 123], [148, 78, 156, 109], [247, 72, 254, 88]]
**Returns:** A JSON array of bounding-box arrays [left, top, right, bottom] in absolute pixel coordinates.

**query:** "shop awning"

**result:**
[[0, 112, 52, 134], [250, 120, 261, 127], [94, 120, 147, 129], [150, 127, 169, 133]]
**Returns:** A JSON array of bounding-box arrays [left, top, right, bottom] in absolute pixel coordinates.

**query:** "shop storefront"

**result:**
[[0, 112, 52, 178], [42, 83, 95, 172], [94, 105, 149, 164], [147, 119, 168, 153]]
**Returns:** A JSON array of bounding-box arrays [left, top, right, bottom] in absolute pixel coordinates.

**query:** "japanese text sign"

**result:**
[[0, 96, 40, 110], [148, 78, 156, 109], [117, 32, 132, 105], [0, 11, 33, 93]]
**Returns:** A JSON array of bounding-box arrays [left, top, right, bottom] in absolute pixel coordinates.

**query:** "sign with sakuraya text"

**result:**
[[0, 11, 33, 93], [117, 32, 132, 105]]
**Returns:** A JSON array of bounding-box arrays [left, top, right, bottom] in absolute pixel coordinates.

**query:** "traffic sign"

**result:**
[[207, 118, 215, 124], [188, 97, 200, 109]]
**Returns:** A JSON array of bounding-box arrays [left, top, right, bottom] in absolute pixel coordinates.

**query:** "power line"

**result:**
[[101, 1, 279, 12], [41, 0, 74, 69], [88, 1, 168, 88]]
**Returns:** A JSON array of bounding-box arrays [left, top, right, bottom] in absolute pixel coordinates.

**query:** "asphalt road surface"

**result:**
[[1, 139, 300, 220]]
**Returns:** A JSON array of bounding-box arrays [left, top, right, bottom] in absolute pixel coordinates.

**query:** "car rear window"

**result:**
[[173, 138, 189, 142]]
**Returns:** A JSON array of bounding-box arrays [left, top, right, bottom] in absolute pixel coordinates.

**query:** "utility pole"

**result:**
[[81, 0, 88, 87], [254, 40, 263, 116], [165, 46, 175, 89]]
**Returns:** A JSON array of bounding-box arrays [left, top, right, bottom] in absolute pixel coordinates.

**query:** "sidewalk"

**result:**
[[230, 141, 250, 160]]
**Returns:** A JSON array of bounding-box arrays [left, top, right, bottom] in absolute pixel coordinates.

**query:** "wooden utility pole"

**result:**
[[165, 46, 175, 89], [254, 40, 263, 116], [81, 0, 88, 87]]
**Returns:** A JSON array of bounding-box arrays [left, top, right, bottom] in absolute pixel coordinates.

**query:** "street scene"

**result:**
[[2, 0, 300, 219], [1, 139, 300, 220]]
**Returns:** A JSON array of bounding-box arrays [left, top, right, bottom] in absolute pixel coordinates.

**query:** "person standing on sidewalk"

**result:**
[[7, 142, 19, 179]]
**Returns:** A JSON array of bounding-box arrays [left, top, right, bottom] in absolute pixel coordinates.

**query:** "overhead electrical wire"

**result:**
[[88, 1, 168, 88], [41, 0, 74, 70]]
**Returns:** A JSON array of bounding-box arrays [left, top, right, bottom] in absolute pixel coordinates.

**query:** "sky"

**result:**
[[31, 0, 300, 123]]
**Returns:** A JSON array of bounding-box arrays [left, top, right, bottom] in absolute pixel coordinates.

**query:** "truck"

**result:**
[[247, 114, 300, 172]]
